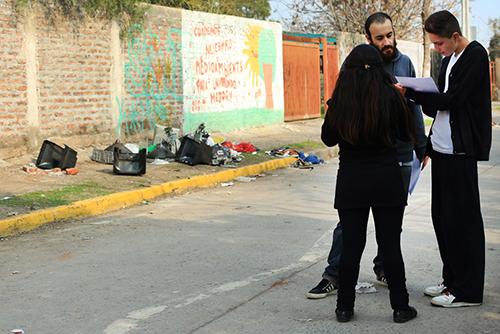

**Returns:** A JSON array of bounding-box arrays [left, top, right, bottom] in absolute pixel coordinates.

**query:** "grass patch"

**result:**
[[240, 151, 271, 165], [0, 182, 112, 209], [286, 140, 326, 150]]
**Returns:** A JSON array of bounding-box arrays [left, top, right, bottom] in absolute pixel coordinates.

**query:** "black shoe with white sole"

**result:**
[[305, 278, 337, 299]]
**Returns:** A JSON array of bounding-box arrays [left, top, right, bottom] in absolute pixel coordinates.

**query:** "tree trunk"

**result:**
[[422, 0, 432, 76]]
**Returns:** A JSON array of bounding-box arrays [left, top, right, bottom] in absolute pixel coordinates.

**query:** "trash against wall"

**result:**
[[36, 140, 77, 170], [113, 147, 146, 175]]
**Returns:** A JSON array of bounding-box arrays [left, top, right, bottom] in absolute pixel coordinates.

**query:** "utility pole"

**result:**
[[461, 0, 471, 39]]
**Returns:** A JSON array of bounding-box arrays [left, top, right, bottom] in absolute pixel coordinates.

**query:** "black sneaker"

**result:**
[[393, 306, 417, 323], [305, 278, 337, 299]]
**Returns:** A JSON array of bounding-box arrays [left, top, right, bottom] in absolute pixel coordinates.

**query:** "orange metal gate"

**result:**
[[282, 33, 340, 121], [283, 41, 321, 121]]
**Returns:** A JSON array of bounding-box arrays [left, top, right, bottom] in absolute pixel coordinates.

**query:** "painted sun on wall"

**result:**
[[243, 25, 277, 109], [182, 10, 284, 132]]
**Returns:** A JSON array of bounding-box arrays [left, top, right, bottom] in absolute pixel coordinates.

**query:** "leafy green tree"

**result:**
[[148, 0, 271, 19]]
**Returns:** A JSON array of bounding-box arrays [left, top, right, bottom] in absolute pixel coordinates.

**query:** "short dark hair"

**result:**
[[424, 10, 462, 38], [365, 12, 393, 38]]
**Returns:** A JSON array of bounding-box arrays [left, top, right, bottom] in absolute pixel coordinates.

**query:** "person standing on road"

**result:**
[[306, 12, 427, 300], [396, 10, 492, 308], [321, 44, 418, 323]]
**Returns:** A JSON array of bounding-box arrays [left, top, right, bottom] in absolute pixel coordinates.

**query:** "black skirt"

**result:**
[[333, 155, 408, 209]]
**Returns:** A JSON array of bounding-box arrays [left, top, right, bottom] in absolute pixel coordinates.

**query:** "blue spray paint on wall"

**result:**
[[117, 24, 183, 135]]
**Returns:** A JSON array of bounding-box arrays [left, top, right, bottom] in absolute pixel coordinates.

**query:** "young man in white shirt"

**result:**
[[396, 10, 492, 308]]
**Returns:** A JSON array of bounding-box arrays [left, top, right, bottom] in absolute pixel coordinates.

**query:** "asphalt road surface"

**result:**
[[1, 128, 499, 334]]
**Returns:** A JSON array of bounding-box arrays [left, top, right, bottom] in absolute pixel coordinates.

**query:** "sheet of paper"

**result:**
[[395, 76, 439, 93], [408, 151, 421, 194]]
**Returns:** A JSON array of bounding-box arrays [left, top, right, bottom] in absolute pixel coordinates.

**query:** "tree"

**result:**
[[284, 0, 459, 75], [148, 0, 271, 19], [15, 0, 271, 38], [489, 18, 500, 61]]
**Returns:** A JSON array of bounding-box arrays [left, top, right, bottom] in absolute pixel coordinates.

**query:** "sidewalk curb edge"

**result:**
[[0, 157, 297, 237]]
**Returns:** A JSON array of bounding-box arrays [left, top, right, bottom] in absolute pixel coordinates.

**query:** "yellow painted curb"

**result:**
[[0, 157, 297, 237]]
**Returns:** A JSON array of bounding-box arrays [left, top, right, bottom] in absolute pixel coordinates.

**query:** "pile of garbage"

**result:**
[[88, 123, 258, 176], [266, 146, 323, 169]]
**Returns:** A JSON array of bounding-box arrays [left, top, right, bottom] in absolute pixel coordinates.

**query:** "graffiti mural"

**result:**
[[243, 25, 277, 109], [118, 24, 183, 135], [182, 11, 284, 131]]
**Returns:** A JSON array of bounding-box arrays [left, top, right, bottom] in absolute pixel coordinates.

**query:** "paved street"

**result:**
[[1, 127, 499, 334]]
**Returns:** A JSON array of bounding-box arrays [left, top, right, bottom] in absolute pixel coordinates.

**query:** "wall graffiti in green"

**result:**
[[117, 24, 183, 135]]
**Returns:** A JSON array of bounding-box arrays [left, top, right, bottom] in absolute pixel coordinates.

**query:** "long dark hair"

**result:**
[[327, 44, 414, 146]]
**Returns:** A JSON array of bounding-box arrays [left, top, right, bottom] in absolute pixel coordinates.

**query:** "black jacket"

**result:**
[[385, 50, 427, 163], [405, 41, 491, 161], [321, 92, 410, 209]]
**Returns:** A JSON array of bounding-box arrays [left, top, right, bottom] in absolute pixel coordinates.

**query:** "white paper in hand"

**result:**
[[396, 76, 439, 93]]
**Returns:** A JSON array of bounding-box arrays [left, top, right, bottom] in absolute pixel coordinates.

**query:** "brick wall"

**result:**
[[0, 2, 286, 159], [36, 15, 113, 138], [0, 0, 28, 148]]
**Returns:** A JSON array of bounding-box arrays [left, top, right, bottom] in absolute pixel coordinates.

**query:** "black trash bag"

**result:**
[[147, 139, 177, 160]]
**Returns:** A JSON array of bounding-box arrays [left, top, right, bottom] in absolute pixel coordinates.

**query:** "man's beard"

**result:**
[[380, 40, 397, 62]]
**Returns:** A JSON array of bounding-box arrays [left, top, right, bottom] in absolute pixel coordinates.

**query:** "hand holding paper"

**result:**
[[395, 76, 439, 93]]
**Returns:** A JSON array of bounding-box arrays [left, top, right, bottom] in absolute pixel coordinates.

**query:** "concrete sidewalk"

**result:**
[[0, 118, 334, 237]]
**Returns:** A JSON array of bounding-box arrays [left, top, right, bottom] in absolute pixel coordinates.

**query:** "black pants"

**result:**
[[431, 151, 485, 303], [323, 166, 412, 283], [322, 222, 383, 284], [336, 206, 409, 311]]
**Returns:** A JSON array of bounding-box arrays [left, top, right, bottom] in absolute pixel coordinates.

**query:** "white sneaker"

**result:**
[[424, 283, 447, 297], [431, 292, 481, 308]]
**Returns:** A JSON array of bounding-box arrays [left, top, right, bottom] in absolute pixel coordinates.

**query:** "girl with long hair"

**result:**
[[321, 44, 417, 323]]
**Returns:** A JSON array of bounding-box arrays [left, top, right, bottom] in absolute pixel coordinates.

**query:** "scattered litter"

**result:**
[[91, 139, 130, 164], [65, 167, 79, 175], [36, 140, 77, 170], [221, 182, 234, 187], [10, 329, 24, 334], [113, 148, 146, 176], [235, 176, 256, 183], [222, 141, 257, 153], [150, 159, 170, 165], [7, 211, 18, 217], [22, 163, 47, 175], [47, 168, 65, 176], [296, 318, 313, 323], [176, 123, 243, 167], [293, 152, 324, 169], [1, 196, 12, 201], [210, 135, 225, 144], [355, 282, 377, 294], [11, 271, 20, 275], [124, 143, 140, 153], [299, 152, 323, 164], [22, 163, 78, 176], [266, 147, 299, 157]]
